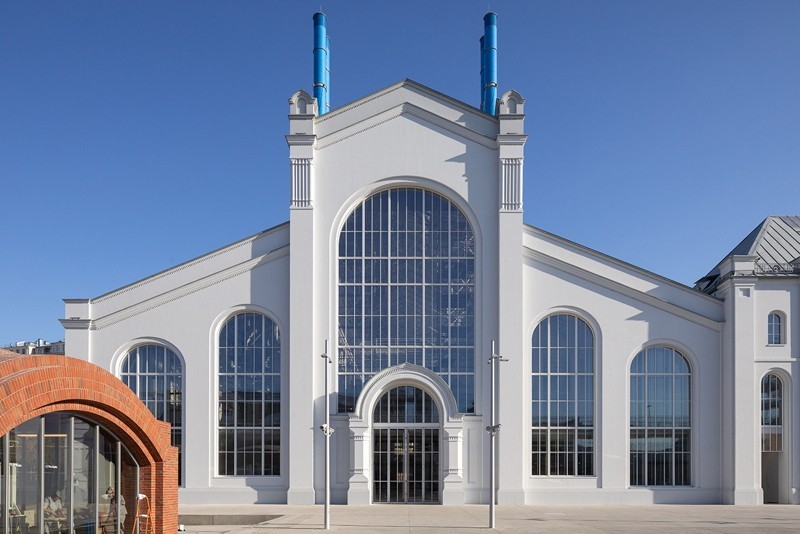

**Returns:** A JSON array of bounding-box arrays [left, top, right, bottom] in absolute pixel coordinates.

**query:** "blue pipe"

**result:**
[[483, 12, 498, 115], [480, 35, 485, 111], [325, 35, 331, 112], [313, 12, 327, 115]]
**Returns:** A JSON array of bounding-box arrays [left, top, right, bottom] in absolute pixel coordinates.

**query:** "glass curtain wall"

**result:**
[[338, 188, 476, 414], [1, 414, 139, 534]]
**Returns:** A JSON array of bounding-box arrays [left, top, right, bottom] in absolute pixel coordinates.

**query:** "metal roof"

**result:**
[[730, 216, 800, 265], [695, 216, 800, 294]]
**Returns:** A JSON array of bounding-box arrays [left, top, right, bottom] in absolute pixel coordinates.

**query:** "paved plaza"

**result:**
[[178, 504, 800, 533]]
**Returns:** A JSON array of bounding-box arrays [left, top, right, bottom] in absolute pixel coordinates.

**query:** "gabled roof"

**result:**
[[319, 78, 491, 122], [695, 216, 800, 294], [312, 79, 500, 148]]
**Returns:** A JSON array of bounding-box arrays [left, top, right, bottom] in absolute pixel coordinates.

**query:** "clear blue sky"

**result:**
[[2, 1, 799, 345]]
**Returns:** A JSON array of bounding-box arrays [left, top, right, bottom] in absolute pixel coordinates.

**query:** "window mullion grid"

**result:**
[[545, 321, 552, 476]]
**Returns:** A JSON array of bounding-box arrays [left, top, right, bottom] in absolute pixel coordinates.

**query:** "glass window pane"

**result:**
[[630, 347, 691, 486], [531, 314, 595, 476]]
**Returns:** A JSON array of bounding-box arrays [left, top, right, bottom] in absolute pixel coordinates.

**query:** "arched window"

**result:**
[[218, 312, 281, 476], [761, 373, 783, 452], [531, 314, 595, 476], [121, 344, 184, 484], [337, 188, 475, 414], [630, 346, 691, 486], [768, 313, 783, 345]]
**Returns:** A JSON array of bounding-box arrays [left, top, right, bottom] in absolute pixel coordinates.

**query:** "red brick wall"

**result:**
[[0, 352, 178, 533]]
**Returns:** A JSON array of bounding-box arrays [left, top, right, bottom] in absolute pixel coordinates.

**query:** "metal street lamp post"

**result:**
[[486, 339, 507, 529], [320, 340, 334, 530]]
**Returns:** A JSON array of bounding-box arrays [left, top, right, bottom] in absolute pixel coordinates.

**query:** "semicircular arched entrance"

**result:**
[[0, 352, 178, 533], [346, 363, 465, 505]]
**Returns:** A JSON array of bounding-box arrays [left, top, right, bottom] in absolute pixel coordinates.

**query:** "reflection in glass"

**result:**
[[338, 188, 476, 413], [98, 429, 119, 533], [1, 414, 139, 534], [531, 314, 595, 476], [218, 312, 282, 476], [73, 418, 96, 531], [372, 387, 440, 503], [10, 418, 41, 532], [630, 346, 691, 486], [122, 344, 184, 484], [43, 413, 70, 533], [761, 373, 783, 452], [768, 313, 782, 345]]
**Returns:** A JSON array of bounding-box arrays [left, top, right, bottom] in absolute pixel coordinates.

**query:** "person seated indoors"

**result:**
[[44, 491, 67, 533]]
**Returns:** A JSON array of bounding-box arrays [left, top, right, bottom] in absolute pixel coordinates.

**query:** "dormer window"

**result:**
[[768, 313, 783, 345]]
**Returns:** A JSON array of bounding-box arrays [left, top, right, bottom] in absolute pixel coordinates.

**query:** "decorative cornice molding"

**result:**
[[91, 223, 289, 304], [523, 224, 724, 305], [92, 246, 289, 330], [316, 103, 498, 151], [524, 248, 723, 332], [351, 363, 463, 423], [58, 318, 92, 330], [285, 133, 316, 146]]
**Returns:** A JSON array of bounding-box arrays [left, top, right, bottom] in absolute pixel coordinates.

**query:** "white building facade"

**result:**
[[62, 14, 800, 507]]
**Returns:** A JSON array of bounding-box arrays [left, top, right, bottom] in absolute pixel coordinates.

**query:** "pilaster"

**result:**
[[286, 90, 318, 504], [442, 427, 465, 504], [347, 423, 371, 504], [718, 255, 760, 504], [495, 90, 527, 504]]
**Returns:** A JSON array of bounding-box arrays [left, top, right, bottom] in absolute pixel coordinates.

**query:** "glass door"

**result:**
[[373, 428, 439, 503]]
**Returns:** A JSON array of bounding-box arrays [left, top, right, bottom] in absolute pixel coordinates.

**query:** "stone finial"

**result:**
[[288, 89, 317, 116], [497, 89, 525, 115]]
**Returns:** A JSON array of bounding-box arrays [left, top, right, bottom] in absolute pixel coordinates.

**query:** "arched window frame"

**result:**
[[335, 186, 477, 415], [768, 312, 785, 345], [119, 342, 184, 485], [530, 313, 596, 477], [629, 345, 692, 487], [216, 310, 282, 477], [761, 372, 784, 452]]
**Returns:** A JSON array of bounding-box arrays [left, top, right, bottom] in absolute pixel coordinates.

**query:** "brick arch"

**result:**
[[0, 352, 177, 533]]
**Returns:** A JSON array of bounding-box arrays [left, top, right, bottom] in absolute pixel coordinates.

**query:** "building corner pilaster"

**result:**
[[286, 89, 319, 505]]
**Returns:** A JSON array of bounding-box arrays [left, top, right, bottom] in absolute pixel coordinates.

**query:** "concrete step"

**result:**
[[178, 514, 281, 526]]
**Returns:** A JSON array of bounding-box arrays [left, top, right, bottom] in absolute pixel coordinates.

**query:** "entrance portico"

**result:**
[[346, 364, 465, 505]]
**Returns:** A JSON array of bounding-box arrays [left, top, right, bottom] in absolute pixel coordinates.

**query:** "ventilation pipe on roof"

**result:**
[[325, 34, 331, 113], [481, 12, 498, 115], [313, 12, 328, 115], [480, 35, 486, 109]]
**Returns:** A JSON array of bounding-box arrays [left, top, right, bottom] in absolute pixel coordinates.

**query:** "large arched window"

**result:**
[[121, 344, 183, 484], [768, 313, 783, 345], [761, 373, 783, 452], [531, 314, 595, 476], [337, 188, 475, 414], [218, 312, 281, 476], [630, 346, 691, 486]]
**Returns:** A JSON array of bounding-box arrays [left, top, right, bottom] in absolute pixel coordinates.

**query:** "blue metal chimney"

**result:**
[[480, 35, 486, 110], [482, 12, 498, 115], [313, 12, 328, 115], [325, 35, 331, 113]]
